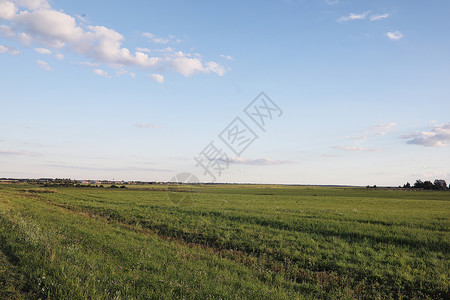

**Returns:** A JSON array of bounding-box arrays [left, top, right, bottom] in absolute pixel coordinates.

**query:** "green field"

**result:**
[[0, 184, 448, 299]]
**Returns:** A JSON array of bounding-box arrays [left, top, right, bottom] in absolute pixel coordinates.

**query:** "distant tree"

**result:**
[[434, 179, 447, 190], [422, 181, 435, 190], [120, 185, 127, 189], [110, 184, 118, 189], [403, 182, 411, 188], [413, 180, 424, 188]]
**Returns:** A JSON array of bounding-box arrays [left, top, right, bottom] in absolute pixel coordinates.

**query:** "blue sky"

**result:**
[[1, 0, 449, 186]]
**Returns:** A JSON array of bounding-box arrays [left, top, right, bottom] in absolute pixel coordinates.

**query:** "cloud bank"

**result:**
[[401, 123, 450, 147], [0, 0, 226, 78]]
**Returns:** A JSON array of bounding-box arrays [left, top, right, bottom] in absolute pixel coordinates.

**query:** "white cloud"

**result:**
[[135, 123, 162, 128], [400, 123, 450, 147], [338, 11, 369, 22], [338, 123, 395, 153], [75, 14, 88, 23], [9, 48, 20, 55], [168, 34, 182, 43], [116, 69, 136, 78], [13, 0, 50, 10], [71, 61, 99, 67], [205, 61, 226, 76], [142, 32, 181, 44], [142, 32, 169, 44], [220, 54, 233, 60], [36, 59, 53, 71], [0, 24, 15, 37], [0, 1, 226, 79], [345, 135, 367, 141], [346, 123, 396, 140], [152, 47, 174, 53], [326, 0, 339, 5], [80, 25, 139, 66], [55, 53, 64, 60], [226, 157, 290, 165], [148, 73, 164, 83], [14, 9, 84, 48], [0, 150, 41, 156], [92, 68, 111, 78], [34, 47, 51, 54], [0, 45, 20, 55], [0, 1, 17, 20], [168, 51, 225, 76], [135, 47, 151, 53], [386, 31, 403, 40], [167, 52, 204, 76], [332, 145, 381, 152], [370, 13, 390, 21], [17, 32, 32, 45], [367, 122, 396, 136]]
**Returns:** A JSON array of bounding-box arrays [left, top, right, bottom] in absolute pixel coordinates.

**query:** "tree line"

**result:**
[[403, 179, 449, 190]]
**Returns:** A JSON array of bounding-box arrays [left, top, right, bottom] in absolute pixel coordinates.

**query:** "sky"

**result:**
[[1, 0, 449, 186]]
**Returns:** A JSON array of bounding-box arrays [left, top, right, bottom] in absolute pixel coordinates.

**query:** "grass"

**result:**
[[0, 183, 448, 299]]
